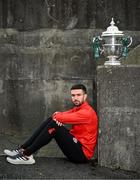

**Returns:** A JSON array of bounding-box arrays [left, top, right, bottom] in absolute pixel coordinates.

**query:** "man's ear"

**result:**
[[84, 94, 87, 101]]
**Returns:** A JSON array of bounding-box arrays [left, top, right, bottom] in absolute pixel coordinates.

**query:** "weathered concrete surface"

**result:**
[[97, 65, 140, 173], [0, 28, 140, 48], [122, 44, 140, 65], [0, 0, 140, 31]]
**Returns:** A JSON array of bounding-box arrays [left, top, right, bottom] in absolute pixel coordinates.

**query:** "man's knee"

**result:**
[[47, 119, 61, 134], [47, 118, 58, 127]]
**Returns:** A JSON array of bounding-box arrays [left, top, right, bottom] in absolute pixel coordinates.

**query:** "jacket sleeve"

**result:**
[[53, 108, 93, 124], [58, 108, 75, 114]]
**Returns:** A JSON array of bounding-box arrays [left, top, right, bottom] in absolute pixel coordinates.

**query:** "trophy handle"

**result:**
[[122, 36, 132, 57], [92, 36, 102, 59], [127, 36, 132, 47]]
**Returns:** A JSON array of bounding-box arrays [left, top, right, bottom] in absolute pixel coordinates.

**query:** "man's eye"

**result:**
[[77, 94, 81, 96]]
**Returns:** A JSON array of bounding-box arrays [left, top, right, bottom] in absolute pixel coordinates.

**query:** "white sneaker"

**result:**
[[4, 149, 21, 156], [4, 149, 34, 159], [6, 153, 35, 165]]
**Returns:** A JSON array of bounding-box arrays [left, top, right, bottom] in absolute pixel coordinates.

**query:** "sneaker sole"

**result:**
[[6, 157, 35, 165]]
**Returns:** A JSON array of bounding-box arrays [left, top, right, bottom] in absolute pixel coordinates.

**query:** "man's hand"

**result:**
[[52, 111, 63, 126], [53, 118, 63, 126]]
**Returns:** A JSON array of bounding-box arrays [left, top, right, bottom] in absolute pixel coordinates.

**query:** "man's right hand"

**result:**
[[53, 118, 63, 126]]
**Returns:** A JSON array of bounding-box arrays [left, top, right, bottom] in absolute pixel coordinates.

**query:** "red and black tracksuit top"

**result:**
[[53, 101, 98, 160]]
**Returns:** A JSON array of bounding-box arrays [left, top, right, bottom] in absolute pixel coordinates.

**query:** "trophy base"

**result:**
[[104, 56, 121, 66]]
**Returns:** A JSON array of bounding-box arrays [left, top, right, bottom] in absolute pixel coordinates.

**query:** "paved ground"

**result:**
[[0, 155, 140, 179]]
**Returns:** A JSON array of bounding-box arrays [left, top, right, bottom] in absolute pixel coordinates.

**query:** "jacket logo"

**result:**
[[73, 137, 78, 143], [48, 128, 56, 134]]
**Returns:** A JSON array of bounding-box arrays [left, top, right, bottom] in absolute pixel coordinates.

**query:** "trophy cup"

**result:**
[[92, 18, 132, 65]]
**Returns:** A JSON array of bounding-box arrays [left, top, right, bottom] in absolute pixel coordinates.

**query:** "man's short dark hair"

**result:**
[[70, 84, 87, 94]]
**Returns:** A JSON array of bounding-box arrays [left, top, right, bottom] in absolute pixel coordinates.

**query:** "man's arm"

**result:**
[[52, 108, 75, 126], [52, 109, 95, 124], [53, 108, 74, 117]]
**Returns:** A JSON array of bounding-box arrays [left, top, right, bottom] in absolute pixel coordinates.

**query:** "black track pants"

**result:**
[[21, 117, 88, 163]]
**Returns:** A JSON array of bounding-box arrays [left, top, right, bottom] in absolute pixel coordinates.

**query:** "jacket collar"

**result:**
[[74, 101, 88, 110]]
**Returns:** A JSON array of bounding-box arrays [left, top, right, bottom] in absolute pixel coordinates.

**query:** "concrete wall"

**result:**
[[0, 0, 140, 31], [97, 65, 140, 173]]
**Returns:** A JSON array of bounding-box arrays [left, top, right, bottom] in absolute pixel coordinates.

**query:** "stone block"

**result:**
[[97, 65, 140, 173]]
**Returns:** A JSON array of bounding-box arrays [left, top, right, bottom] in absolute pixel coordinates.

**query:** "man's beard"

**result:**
[[73, 100, 83, 106]]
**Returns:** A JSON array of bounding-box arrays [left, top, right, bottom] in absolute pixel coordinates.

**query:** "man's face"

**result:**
[[70, 89, 87, 106]]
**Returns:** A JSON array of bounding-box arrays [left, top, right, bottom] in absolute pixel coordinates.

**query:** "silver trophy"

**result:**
[[92, 18, 132, 65]]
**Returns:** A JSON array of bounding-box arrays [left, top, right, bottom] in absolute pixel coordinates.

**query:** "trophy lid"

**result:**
[[102, 18, 124, 37]]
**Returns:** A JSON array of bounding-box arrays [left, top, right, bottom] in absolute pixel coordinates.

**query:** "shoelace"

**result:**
[[11, 152, 29, 161], [14, 149, 20, 153]]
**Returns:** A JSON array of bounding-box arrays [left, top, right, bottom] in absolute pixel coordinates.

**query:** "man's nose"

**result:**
[[74, 96, 78, 100]]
